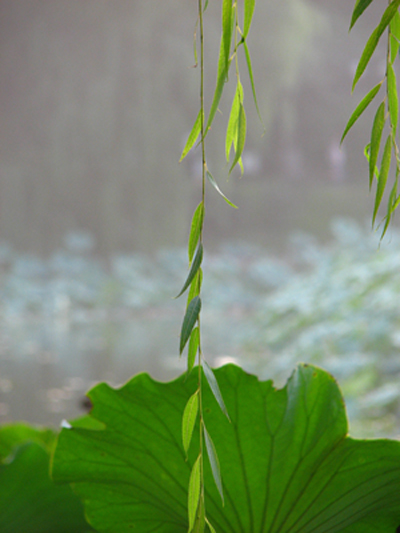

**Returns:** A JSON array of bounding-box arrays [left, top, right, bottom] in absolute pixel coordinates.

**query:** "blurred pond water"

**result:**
[[1, 219, 400, 439]]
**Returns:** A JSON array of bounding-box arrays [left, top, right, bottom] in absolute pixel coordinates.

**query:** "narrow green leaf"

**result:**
[[206, 170, 238, 208], [352, 0, 400, 91], [205, 517, 217, 533], [187, 327, 200, 374], [388, 63, 398, 135], [225, 83, 242, 162], [180, 296, 201, 354], [243, 0, 256, 38], [202, 360, 230, 421], [390, 9, 400, 40], [373, 134, 392, 225], [222, 0, 233, 71], [229, 103, 247, 174], [382, 173, 398, 237], [205, 38, 230, 136], [204, 425, 224, 504], [187, 269, 203, 308], [341, 82, 383, 144], [244, 41, 263, 125], [188, 455, 201, 532], [390, 34, 400, 64], [192, 493, 205, 533], [182, 391, 199, 455], [203, 0, 209, 12], [369, 102, 386, 189], [188, 202, 205, 263], [350, 0, 375, 29], [180, 110, 202, 162], [175, 243, 203, 299]]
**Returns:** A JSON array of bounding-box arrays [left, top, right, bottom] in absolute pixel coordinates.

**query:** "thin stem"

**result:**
[[198, 0, 206, 512]]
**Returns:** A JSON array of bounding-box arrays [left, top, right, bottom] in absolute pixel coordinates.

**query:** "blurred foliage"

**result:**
[[2, 221, 400, 438], [0, 0, 369, 255], [237, 218, 400, 438]]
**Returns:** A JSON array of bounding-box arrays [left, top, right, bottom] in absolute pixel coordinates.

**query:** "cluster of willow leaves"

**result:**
[[2, 0, 400, 532]]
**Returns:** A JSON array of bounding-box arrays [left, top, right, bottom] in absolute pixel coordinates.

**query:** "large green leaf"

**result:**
[[52, 364, 400, 532], [0, 424, 92, 533]]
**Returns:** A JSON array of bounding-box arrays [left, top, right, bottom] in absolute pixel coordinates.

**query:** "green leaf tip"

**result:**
[[206, 170, 238, 208]]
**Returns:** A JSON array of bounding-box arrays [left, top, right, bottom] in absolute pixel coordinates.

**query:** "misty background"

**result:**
[[1, 0, 399, 436]]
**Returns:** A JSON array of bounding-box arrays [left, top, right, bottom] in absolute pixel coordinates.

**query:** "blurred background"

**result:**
[[1, 0, 400, 438]]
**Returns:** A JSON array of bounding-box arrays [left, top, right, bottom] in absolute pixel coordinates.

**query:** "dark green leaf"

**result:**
[[180, 110, 202, 162], [202, 360, 230, 421], [373, 134, 392, 225], [0, 442, 92, 533], [176, 243, 203, 299], [388, 63, 398, 135], [369, 102, 385, 189], [188, 202, 204, 263], [188, 455, 201, 532], [243, 0, 256, 38], [350, 0, 375, 29], [204, 425, 224, 504], [52, 364, 400, 532], [180, 296, 201, 354], [187, 326, 200, 374], [341, 82, 383, 144], [206, 170, 238, 208], [352, 0, 400, 90]]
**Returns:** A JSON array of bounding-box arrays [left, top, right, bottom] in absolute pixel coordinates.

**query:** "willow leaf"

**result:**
[[369, 102, 386, 189], [382, 174, 398, 237], [188, 455, 201, 532], [187, 269, 202, 308], [187, 327, 200, 374], [244, 41, 263, 125], [180, 110, 202, 162], [182, 391, 199, 455], [243, 0, 256, 38], [390, 34, 400, 64], [388, 63, 398, 135], [373, 134, 392, 225], [206, 170, 237, 208], [341, 82, 383, 143], [192, 493, 205, 533], [222, 0, 233, 72], [350, 0, 375, 29], [204, 425, 224, 504], [205, 38, 230, 136], [188, 202, 205, 263], [180, 296, 201, 354], [203, 360, 230, 420], [352, 0, 400, 91], [176, 244, 203, 299], [226, 83, 242, 162], [391, 9, 400, 39], [205, 517, 217, 533], [229, 103, 246, 174]]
